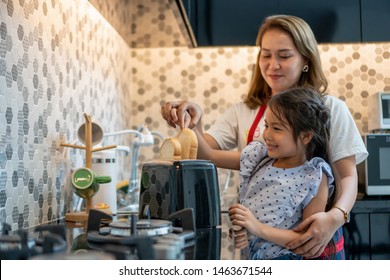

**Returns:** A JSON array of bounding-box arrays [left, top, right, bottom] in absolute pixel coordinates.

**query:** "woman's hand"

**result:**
[[286, 211, 338, 258], [161, 101, 202, 129]]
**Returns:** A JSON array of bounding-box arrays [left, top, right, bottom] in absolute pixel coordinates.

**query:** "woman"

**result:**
[[160, 15, 368, 259]]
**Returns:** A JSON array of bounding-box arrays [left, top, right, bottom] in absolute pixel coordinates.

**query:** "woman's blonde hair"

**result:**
[[244, 15, 328, 109]]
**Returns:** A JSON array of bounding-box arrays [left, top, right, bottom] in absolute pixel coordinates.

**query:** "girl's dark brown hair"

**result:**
[[267, 87, 331, 163]]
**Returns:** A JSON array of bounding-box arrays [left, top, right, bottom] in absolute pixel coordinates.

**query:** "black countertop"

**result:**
[[1, 210, 237, 260], [352, 194, 390, 213], [61, 214, 223, 260], [30, 210, 238, 260]]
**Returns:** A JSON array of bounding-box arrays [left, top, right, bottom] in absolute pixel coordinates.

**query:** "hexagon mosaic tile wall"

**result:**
[[0, 0, 133, 231], [1, 0, 390, 237], [130, 44, 390, 168]]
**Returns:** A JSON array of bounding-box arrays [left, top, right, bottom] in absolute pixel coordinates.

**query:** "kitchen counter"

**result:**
[[352, 194, 390, 213], [64, 225, 222, 260], [0, 211, 236, 260], [62, 212, 237, 260], [1, 198, 239, 260]]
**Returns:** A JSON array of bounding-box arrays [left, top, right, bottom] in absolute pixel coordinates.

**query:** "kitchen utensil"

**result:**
[[60, 113, 116, 223], [71, 167, 111, 199], [77, 120, 104, 146], [91, 150, 118, 214]]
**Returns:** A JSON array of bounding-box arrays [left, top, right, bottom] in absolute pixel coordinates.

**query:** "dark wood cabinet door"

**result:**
[[344, 199, 390, 260], [370, 213, 390, 259], [183, 0, 390, 46], [278, 0, 361, 43], [344, 213, 371, 260], [361, 0, 390, 42], [186, 0, 278, 46]]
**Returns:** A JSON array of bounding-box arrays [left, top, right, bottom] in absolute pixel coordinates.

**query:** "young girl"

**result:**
[[228, 87, 334, 260]]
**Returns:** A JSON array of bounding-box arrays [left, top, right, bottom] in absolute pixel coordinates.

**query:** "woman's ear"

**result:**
[[300, 131, 313, 145]]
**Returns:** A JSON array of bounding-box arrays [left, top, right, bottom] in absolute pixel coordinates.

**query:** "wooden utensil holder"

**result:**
[[60, 113, 116, 224]]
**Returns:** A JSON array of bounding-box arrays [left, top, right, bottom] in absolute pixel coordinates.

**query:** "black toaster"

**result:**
[[138, 160, 221, 229]]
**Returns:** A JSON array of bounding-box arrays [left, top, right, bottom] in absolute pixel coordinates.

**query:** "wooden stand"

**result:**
[[61, 113, 116, 224]]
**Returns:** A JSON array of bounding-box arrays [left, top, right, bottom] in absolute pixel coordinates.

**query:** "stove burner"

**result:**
[[84, 209, 197, 260], [0, 223, 67, 260], [0, 230, 35, 253], [109, 219, 173, 237]]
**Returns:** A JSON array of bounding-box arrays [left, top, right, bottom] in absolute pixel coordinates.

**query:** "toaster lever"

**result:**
[[169, 208, 196, 231], [142, 205, 151, 220]]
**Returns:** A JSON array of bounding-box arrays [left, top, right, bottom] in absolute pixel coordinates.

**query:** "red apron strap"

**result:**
[[247, 104, 267, 145]]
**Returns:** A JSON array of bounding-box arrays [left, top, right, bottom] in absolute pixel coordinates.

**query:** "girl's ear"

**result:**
[[300, 131, 313, 145]]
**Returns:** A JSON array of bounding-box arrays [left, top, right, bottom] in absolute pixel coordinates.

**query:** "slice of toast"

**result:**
[[177, 128, 198, 159], [159, 137, 182, 160], [176, 130, 191, 159]]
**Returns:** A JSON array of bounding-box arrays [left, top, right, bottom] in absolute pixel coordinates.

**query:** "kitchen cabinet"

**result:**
[[361, 0, 390, 42], [343, 197, 390, 260], [278, 0, 361, 43], [182, 0, 278, 46], [182, 0, 390, 46]]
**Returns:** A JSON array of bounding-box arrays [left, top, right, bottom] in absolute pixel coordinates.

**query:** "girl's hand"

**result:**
[[228, 204, 261, 236], [161, 101, 202, 129], [229, 226, 248, 249]]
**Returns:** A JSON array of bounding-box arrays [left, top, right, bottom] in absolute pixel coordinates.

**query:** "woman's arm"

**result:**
[[229, 174, 328, 248], [286, 155, 357, 258], [161, 100, 241, 170], [330, 155, 358, 218]]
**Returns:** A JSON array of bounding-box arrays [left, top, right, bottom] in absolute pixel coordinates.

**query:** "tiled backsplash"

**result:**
[[132, 44, 390, 142], [89, 0, 193, 48], [1, 0, 390, 232], [0, 0, 133, 230]]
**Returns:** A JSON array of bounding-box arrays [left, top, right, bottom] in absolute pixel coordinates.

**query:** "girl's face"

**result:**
[[259, 28, 306, 96], [263, 108, 308, 168]]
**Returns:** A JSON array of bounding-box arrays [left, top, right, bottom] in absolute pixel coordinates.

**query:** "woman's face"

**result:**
[[259, 29, 306, 96]]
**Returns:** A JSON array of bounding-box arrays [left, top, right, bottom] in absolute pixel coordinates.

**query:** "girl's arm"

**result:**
[[193, 126, 240, 170], [229, 173, 329, 248]]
